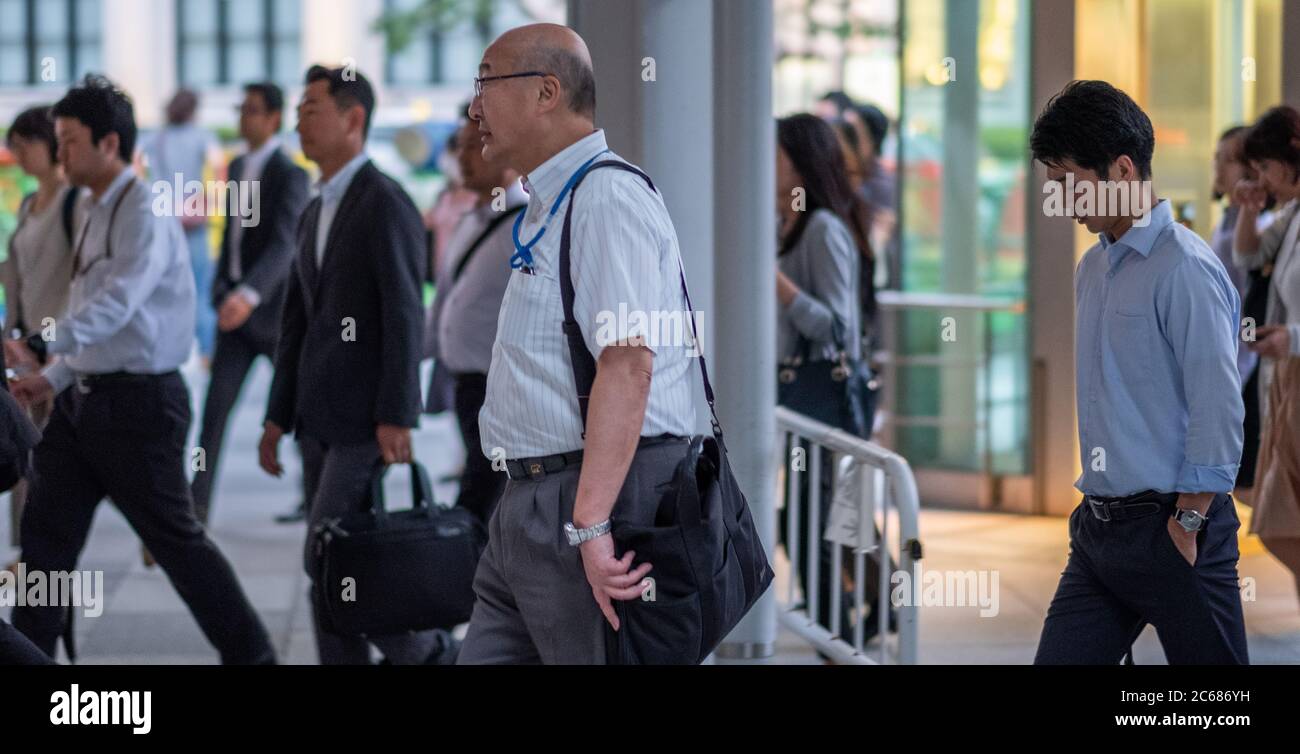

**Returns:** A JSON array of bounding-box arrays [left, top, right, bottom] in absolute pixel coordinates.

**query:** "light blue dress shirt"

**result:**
[[1074, 199, 1244, 497]]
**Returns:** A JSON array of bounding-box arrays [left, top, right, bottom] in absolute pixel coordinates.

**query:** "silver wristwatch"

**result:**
[[564, 519, 611, 546], [1173, 507, 1208, 533]]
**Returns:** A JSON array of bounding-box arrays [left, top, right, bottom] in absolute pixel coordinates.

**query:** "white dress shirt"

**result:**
[[42, 167, 196, 394], [478, 130, 697, 458], [227, 137, 281, 295], [315, 152, 369, 267], [429, 181, 527, 375]]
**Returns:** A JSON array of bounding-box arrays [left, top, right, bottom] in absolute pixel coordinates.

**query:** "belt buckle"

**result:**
[[527, 461, 545, 480], [1088, 497, 1112, 522], [75, 376, 92, 395]]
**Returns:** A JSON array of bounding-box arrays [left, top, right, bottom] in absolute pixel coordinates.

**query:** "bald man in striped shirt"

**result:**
[[457, 24, 699, 664]]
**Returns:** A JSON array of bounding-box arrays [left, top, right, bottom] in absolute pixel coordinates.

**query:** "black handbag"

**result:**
[[0, 349, 41, 494], [777, 318, 876, 438], [558, 160, 775, 665], [311, 460, 486, 637]]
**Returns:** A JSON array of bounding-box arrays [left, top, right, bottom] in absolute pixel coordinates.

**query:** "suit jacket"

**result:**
[[265, 160, 427, 444], [213, 148, 309, 352]]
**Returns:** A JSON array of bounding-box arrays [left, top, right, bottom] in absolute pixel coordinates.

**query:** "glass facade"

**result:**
[[894, 0, 1033, 475], [0, 0, 102, 87], [176, 0, 302, 87]]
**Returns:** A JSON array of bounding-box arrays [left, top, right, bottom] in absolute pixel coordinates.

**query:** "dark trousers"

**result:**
[[452, 372, 506, 524], [1238, 364, 1261, 488], [190, 327, 275, 523], [11, 373, 275, 664], [458, 437, 690, 664], [1035, 493, 1248, 665], [1, 617, 54, 665]]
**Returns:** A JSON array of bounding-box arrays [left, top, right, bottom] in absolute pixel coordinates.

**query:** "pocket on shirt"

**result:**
[[1105, 311, 1158, 392], [494, 268, 559, 352]]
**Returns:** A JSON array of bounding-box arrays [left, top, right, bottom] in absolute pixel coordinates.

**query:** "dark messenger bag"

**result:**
[[558, 160, 775, 665], [312, 461, 486, 637]]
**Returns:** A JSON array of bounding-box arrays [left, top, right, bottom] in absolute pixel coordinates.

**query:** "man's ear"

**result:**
[[347, 104, 367, 140], [99, 131, 121, 160], [536, 74, 563, 115], [1115, 154, 1139, 182]]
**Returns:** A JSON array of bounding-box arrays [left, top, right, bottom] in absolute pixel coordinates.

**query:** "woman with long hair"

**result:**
[[776, 113, 887, 646]]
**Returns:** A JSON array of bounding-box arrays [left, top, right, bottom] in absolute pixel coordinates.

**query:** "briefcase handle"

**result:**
[[366, 460, 441, 527]]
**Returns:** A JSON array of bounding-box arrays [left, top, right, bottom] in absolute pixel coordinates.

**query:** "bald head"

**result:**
[[488, 23, 596, 119]]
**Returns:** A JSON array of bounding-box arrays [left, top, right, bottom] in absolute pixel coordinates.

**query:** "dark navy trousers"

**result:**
[[1035, 493, 1248, 665]]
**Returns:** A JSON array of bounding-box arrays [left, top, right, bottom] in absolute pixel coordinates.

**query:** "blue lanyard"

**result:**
[[510, 149, 610, 271]]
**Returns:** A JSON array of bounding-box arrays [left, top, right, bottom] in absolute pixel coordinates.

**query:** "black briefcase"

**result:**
[[312, 461, 486, 637], [606, 434, 774, 665]]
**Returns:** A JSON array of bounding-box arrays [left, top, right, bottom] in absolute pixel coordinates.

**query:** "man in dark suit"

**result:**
[[191, 82, 309, 524], [258, 65, 445, 665]]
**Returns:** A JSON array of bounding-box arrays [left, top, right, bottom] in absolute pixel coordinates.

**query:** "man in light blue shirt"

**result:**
[[1030, 80, 1248, 665]]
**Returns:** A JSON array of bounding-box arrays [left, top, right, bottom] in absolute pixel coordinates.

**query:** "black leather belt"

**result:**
[[505, 450, 584, 481], [503, 434, 688, 481], [1084, 490, 1178, 522], [75, 370, 178, 394]]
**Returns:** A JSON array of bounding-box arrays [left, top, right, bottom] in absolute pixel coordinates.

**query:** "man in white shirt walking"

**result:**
[[457, 24, 699, 664]]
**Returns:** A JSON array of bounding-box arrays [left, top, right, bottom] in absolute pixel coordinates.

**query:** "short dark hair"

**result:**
[[52, 74, 137, 163], [1243, 106, 1300, 176], [306, 64, 376, 138], [1031, 80, 1155, 180], [7, 106, 57, 157], [854, 103, 889, 155], [244, 81, 285, 116], [165, 88, 199, 125], [519, 46, 595, 118], [818, 90, 856, 118]]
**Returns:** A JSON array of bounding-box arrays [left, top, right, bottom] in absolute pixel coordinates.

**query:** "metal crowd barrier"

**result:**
[[775, 406, 922, 664]]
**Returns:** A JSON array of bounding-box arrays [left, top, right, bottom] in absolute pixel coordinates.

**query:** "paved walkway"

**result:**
[[3, 360, 1298, 664]]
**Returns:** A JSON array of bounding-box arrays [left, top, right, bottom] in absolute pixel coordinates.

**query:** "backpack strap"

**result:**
[[557, 160, 723, 441], [452, 205, 525, 284], [60, 185, 78, 247]]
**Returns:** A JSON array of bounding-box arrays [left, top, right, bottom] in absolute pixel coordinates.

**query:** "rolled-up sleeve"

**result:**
[[571, 177, 665, 360], [1158, 256, 1244, 493]]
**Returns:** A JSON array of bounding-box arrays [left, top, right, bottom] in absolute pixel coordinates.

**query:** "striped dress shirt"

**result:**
[[478, 129, 697, 459]]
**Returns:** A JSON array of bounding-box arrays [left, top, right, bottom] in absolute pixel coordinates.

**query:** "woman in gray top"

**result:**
[[776, 114, 869, 364], [775, 113, 884, 648]]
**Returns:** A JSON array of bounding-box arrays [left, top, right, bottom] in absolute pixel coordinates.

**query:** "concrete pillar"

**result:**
[[1285, 0, 1300, 106], [569, 0, 776, 659], [102, 0, 177, 128], [710, 0, 777, 661], [1028, 0, 1081, 516]]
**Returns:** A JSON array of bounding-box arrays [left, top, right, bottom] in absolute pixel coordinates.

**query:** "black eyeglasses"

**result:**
[[474, 71, 549, 98]]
